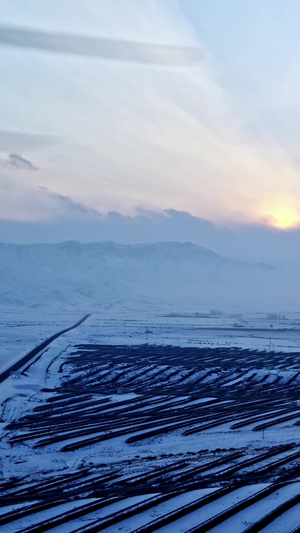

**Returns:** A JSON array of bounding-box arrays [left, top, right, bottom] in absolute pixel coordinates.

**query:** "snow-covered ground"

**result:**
[[1, 306, 300, 374], [1, 310, 300, 465], [1, 307, 300, 531], [0, 309, 85, 373]]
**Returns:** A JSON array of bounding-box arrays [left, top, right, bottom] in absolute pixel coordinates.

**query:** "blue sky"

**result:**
[[1, 1, 300, 236]]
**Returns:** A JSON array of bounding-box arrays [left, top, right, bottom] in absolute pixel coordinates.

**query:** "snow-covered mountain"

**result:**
[[0, 241, 293, 311]]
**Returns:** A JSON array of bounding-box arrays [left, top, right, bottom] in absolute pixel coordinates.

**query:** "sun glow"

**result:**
[[269, 206, 300, 230]]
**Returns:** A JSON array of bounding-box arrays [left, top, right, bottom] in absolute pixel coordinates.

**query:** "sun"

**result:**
[[270, 206, 300, 230]]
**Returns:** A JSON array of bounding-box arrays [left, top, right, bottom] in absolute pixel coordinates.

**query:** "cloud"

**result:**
[[0, 153, 38, 171], [1, 1, 300, 226], [0, 130, 57, 152], [0, 174, 100, 222], [0, 24, 202, 66], [7, 153, 37, 170], [38, 186, 102, 217]]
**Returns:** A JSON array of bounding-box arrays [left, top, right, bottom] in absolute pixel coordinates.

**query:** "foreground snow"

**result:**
[[1, 310, 300, 531]]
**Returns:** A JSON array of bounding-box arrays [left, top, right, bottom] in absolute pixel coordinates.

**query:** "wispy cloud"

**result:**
[[7, 153, 38, 170], [0, 153, 38, 171], [0, 24, 201, 66], [0, 174, 101, 222], [1, 1, 300, 226], [38, 186, 102, 217], [0, 130, 57, 152]]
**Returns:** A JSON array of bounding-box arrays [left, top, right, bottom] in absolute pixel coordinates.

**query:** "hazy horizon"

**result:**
[[1, 208, 300, 268]]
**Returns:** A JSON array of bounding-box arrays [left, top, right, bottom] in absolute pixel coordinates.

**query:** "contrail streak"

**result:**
[[0, 24, 202, 66], [0, 130, 57, 151]]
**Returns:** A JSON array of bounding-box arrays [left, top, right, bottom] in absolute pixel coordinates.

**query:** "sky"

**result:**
[[1, 0, 300, 243]]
